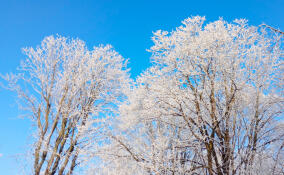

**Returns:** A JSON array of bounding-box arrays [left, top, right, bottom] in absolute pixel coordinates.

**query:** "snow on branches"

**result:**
[[100, 16, 284, 175], [2, 35, 130, 175]]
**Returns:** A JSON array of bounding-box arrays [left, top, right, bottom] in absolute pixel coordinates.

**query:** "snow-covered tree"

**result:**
[[100, 16, 284, 175], [2, 36, 130, 175]]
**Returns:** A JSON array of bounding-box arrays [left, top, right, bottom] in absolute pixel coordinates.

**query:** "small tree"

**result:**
[[101, 16, 284, 175], [3, 36, 130, 175]]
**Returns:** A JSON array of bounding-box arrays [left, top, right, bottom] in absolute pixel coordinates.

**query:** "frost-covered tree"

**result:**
[[2, 36, 130, 175], [100, 16, 284, 175]]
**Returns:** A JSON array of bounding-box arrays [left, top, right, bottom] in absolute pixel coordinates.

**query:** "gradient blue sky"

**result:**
[[0, 0, 283, 174]]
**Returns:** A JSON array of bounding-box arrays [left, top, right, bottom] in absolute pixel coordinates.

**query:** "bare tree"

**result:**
[[2, 36, 130, 175], [97, 16, 284, 175]]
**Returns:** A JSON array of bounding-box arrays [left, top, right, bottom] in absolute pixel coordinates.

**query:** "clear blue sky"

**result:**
[[0, 0, 283, 174]]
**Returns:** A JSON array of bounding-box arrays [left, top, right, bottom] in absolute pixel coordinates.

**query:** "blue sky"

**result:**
[[0, 0, 283, 174]]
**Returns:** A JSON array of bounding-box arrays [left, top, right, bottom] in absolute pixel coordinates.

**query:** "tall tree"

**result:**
[[99, 16, 284, 175], [2, 36, 130, 175]]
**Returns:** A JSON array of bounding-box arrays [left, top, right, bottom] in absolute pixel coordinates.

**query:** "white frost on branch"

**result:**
[[94, 16, 284, 175], [2, 35, 131, 175]]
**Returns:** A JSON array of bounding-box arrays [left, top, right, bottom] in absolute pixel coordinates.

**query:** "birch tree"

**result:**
[[2, 36, 130, 175], [99, 16, 284, 175]]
